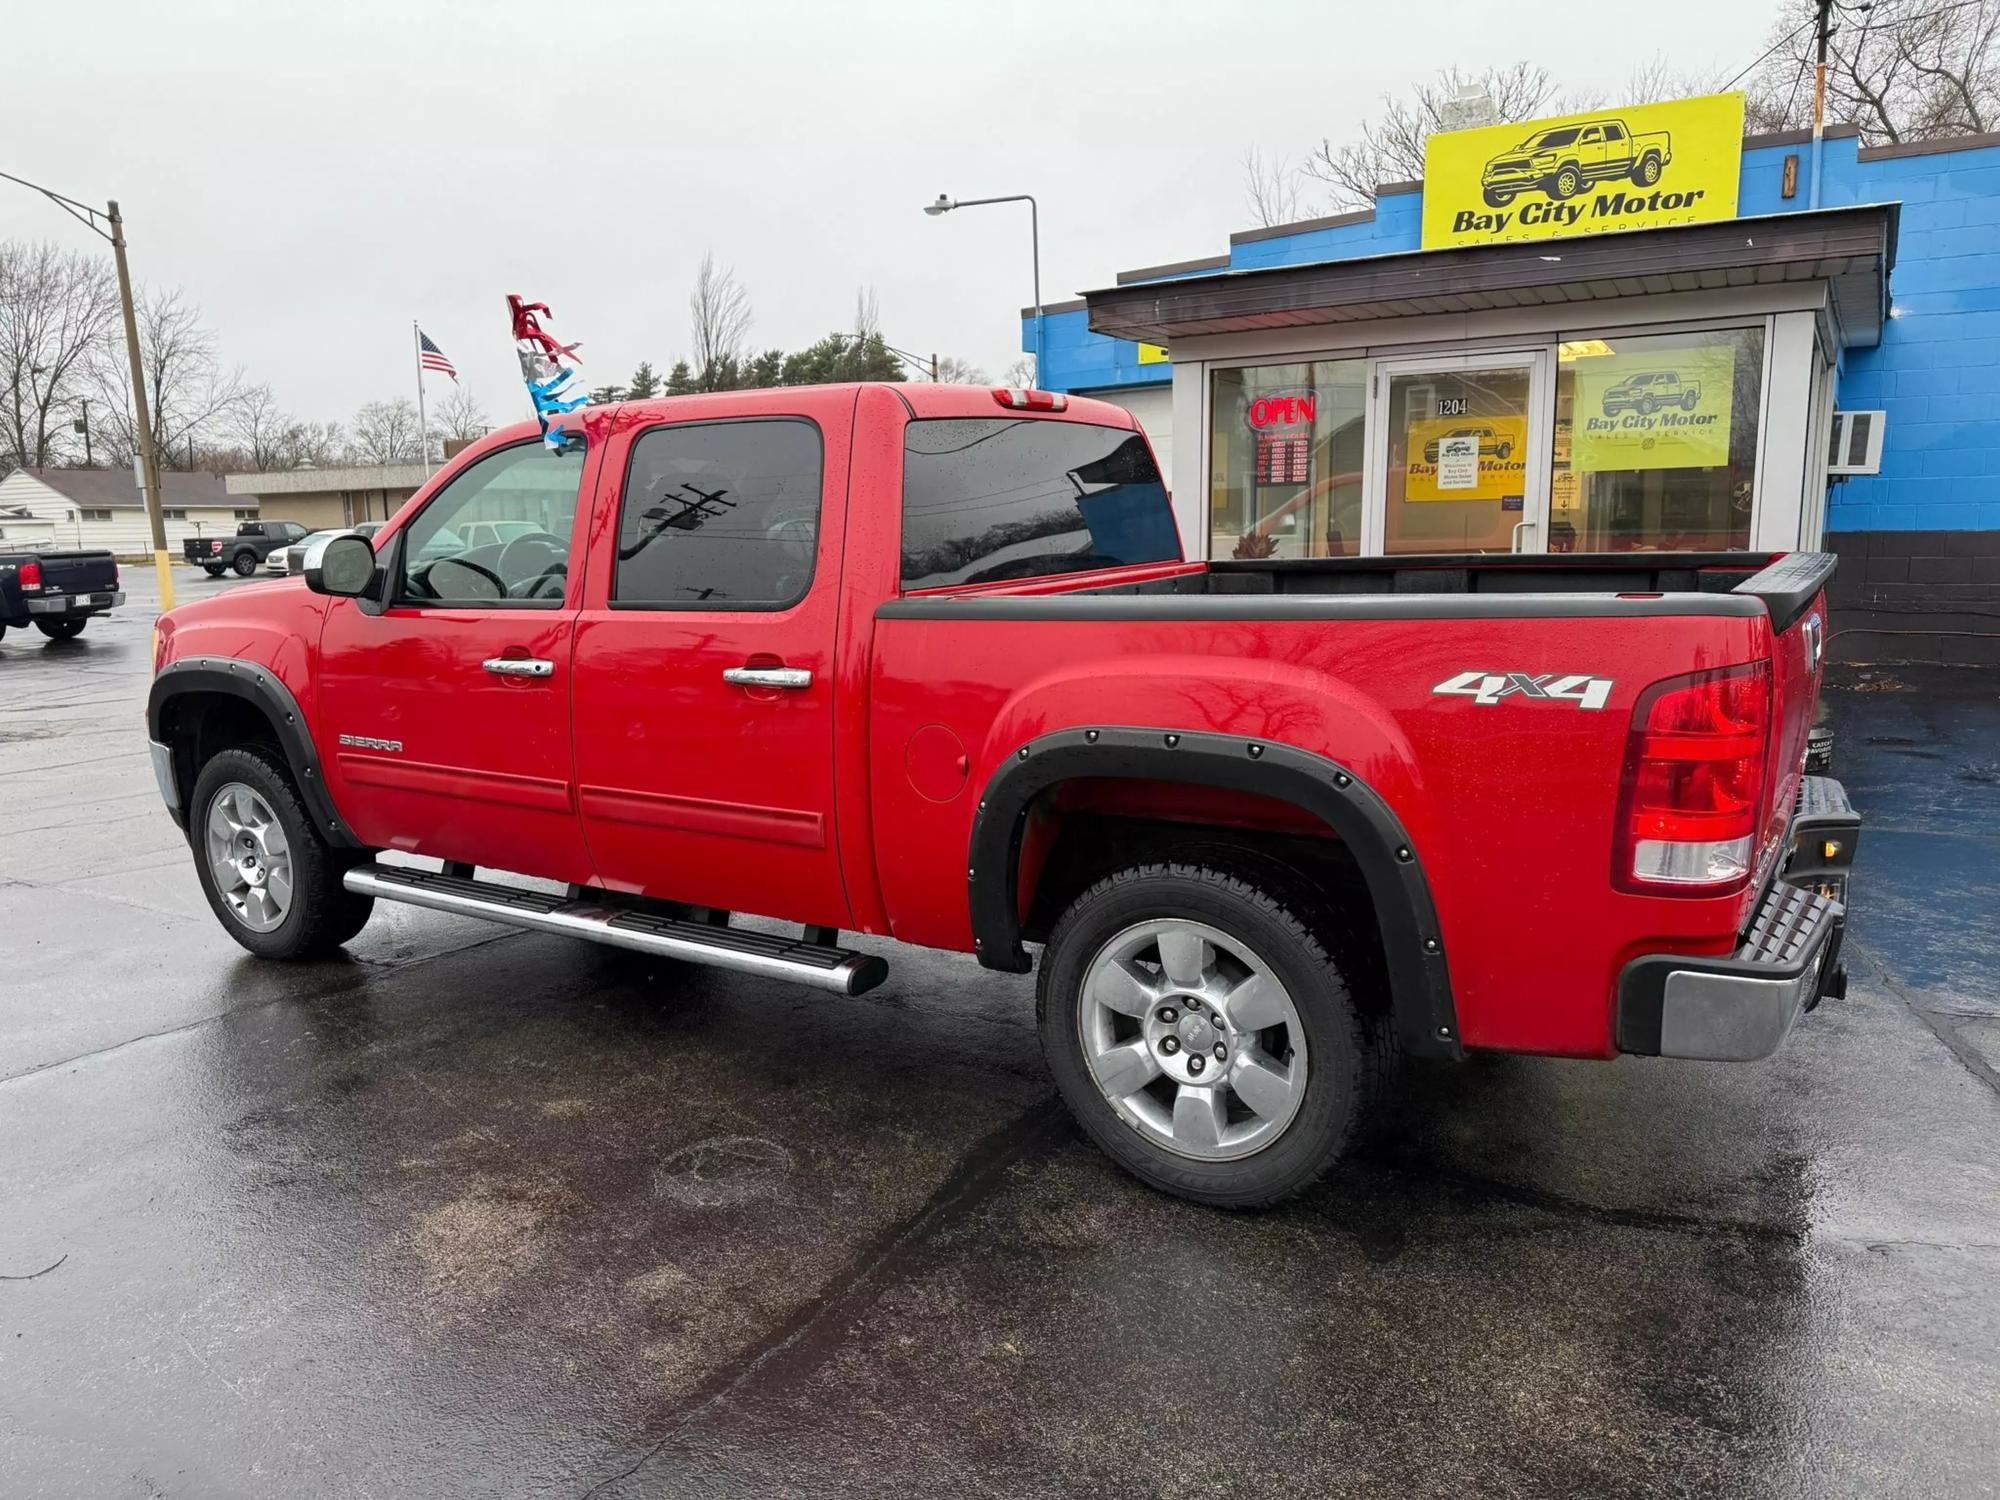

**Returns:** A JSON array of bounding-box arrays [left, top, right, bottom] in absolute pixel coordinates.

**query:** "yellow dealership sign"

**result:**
[[1421, 93, 1744, 250], [1571, 346, 1736, 472], [1405, 416, 1528, 502], [1136, 342, 1169, 365]]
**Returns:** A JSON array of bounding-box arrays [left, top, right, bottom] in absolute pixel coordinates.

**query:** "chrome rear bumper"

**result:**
[[1615, 776, 1857, 1061]]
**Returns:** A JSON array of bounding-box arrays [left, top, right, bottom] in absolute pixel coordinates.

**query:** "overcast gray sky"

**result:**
[[8, 0, 1775, 427]]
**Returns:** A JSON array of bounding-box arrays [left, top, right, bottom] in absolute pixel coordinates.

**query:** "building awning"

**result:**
[[1082, 204, 1899, 350]]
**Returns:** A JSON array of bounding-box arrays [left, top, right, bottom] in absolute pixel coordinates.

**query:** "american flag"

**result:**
[[417, 329, 458, 382]]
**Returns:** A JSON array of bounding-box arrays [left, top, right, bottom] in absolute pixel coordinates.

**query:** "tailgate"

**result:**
[[1734, 553, 1834, 869], [36, 551, 120, 593]]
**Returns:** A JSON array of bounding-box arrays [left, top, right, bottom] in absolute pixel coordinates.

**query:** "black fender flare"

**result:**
[[967, 726, 1461, 1060], [146, 655, 362, 847]]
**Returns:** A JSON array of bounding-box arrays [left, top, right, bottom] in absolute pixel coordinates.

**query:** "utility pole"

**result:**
[[931, 352, 939, 383], [109, 201, 173, 609], [0, 175, 172, 606], [74, 398, 92, 466], [1809, 0, 1834, 209]]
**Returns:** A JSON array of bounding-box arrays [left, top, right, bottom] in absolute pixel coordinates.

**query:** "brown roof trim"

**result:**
[[1858, 128, 2000, 161], [1230, 207, 1377, 246], [1743, 123, 1861, 150], [1082, 204, 1897, 349], [1115, 253, 1231, 284], [1374, 179, 1423, 197], [1018, 297, 1089, 318]]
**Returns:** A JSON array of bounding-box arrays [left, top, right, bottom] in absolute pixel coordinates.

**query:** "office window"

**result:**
[[1209, 362, 1368, 559], [1552, 326, 1764, 552], [615, 419, 823, 608], [164, 508, 188, 521]]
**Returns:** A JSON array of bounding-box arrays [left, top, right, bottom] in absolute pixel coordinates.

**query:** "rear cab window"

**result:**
[[900, 417, 1178, 591]]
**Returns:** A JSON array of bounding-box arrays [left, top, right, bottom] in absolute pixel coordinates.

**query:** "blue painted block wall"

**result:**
[[1030, 133, 2000, 534]]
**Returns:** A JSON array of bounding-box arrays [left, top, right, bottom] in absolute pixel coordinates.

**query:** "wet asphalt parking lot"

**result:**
[[1, 571, 1996, 1499]]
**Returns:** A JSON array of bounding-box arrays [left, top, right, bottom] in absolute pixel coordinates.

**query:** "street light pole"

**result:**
[[924, 193, 1044, 387], [0, 169, 174, 609]]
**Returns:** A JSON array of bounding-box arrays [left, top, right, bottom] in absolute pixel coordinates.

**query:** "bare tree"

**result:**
[[1243, 147, 1308, 228], [290, 420, 345, 468], [853, 286, 883, 342], [0, 240, 120, 472], [226, 384, 297, 472], [91, 286, 248, 470], [689, 252, 752, 392], [1300, 64, 1580, 209], [933, 355, 988, 384], [1004, 355, 1036, 389], [431, 384, 490, 443], [1622, 53, 1729, 106], [347, 399, 424, 464], [1741, 0, 2000, 142]]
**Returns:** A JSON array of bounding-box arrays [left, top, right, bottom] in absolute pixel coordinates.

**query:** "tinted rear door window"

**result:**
[[900, 418, 1177, 590]]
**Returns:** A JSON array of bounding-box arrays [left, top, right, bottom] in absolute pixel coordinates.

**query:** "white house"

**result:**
[[0, 469, 257, 556]]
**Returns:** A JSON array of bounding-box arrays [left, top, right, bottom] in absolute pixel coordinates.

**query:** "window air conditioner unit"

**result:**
[[1827, 410, 1886, 476]]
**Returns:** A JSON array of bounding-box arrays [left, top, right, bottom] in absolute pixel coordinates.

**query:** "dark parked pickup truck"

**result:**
[[146, 384, 1858, 1208], [0, 548, 123, 642], [186, 519, 310, 577]]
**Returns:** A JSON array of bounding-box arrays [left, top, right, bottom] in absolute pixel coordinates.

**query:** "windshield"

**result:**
[[1524, 127, 1582, 149]]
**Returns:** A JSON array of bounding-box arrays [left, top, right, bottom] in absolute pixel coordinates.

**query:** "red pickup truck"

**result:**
[[146, 384, 1857, 1206]]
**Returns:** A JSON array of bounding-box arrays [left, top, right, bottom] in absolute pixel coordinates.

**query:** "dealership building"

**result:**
[[1029, 114, 2000, 665]]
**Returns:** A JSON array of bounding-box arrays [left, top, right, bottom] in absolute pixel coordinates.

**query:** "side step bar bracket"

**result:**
[[344, 864, 888, 997]]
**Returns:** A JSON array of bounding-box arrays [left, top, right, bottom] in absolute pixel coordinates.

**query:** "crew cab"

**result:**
[[1482, 116, 1673, 206], [187, 519, 309, 577], [0, 548, 123, 642], [144, 385, 1857, 1207], [1602, 370, 1703, 416]]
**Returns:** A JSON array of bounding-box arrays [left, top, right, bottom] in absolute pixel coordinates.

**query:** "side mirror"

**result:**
[[304, 533, 377, 598]]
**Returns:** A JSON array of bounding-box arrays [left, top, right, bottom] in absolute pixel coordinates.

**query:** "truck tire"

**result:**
[[34, 618, 85, 640], [203, 566, 226, 577], [231, 551, 259, 577], [1482, 187, 1516, 208], [1682, 391, 1698, 411], [1551, 163, 1583, 199], [189, 745, 374, 959], [1037, 859, 1377, 1209], [1633, 152, 1663, 186]]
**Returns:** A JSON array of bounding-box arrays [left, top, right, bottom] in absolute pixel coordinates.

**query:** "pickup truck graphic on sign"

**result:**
[[1421, 424, 1516, 463], [1600, 370, 1702, 417], [1481, 117, 1672, 207]]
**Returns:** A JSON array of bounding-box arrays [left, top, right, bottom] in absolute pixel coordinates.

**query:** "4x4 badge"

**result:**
[[1432, 671, 1614, 710]]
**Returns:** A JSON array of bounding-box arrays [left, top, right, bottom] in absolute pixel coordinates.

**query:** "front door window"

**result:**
[[1380, 361, 1537, 554]]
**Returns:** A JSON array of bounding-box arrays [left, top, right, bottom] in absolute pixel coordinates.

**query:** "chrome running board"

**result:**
[[344, 864, 888, 996]]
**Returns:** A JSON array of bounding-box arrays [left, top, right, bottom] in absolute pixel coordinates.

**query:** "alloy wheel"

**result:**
[[204, 782, 295, 932], [1077, 919, 1309, 1162]]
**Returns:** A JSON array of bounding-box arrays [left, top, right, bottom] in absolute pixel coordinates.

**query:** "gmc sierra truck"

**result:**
[[144, 384, 1857, 1207], [0, 547, 123, 642]]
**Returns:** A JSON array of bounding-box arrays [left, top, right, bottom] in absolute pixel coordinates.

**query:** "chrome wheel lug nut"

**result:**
[[1188, 1055, 1205, 1075], [1158, 1006, 1178, 1024], [1213, 1043, 1227, 1061], [1161, 1036, 1180, 1055]]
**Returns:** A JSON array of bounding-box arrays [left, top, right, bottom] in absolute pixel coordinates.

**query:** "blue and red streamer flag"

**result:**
[[507, 294, 587, 450]]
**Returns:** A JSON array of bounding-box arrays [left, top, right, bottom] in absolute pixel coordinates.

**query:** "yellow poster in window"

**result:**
[[1405, 416, 1527, 501], [1421, 93, 1744, 250], [1571, 346, 1736, 472]]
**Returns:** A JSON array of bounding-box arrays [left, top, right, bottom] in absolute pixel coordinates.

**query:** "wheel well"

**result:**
[[1017, 787, 1390, 1020], [158, 690, 284, 813]]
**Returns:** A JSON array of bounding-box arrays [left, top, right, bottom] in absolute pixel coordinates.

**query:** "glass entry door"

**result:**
[[1366, 351, 1554, 555]]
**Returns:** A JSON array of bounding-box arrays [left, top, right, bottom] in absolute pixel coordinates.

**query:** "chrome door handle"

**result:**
[[1510, 520, 1535, 553], [723, 666, 812, 690], [483, 657, 554, 678]]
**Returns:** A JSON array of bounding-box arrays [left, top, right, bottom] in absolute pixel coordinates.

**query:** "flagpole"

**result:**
[[413, 320, 434, 476]]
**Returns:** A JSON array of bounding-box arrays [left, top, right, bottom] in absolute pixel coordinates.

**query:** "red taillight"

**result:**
[[992, 386, 1068, 412], [17, 559, 42, 590], [1615, 662, 1770, 893]]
